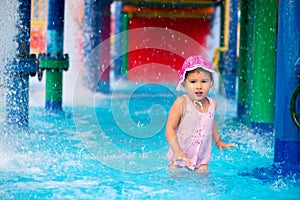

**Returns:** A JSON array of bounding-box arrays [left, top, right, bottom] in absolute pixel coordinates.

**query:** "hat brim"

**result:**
[[176, 64, 218, 92]]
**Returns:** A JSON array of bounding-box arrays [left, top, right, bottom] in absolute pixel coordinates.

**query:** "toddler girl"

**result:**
[[166, 55, 237, 170]]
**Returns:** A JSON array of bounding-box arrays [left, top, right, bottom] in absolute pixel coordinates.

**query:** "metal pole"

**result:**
[[113, 1, 124, 80], [222, 0, 238, 100], [251, 0, 277, 132], [6, 0, 37, 127], [274, 0, 300, 170], [97, 3, 111, 94], [82, 0, 102, 92], [40, 0, 68, 111], [121, 12, 129, 77], [237, 0, 250, 117], [237, 0, 255, 120]]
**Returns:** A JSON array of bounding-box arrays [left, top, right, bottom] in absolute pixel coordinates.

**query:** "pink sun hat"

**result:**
[[176, 55, 218, 91]]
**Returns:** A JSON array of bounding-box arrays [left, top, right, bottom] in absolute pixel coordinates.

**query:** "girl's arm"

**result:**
[[212, 99, 237, 151], [166, 97, 190, 165], [212, 121, 228, 150], [213, 121, 237, 151]]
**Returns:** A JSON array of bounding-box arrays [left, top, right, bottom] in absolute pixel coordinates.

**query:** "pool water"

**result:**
[[0, 84, 300, 199]]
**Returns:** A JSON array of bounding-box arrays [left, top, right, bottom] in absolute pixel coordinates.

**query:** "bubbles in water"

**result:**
[[271, 177, 288, 190]]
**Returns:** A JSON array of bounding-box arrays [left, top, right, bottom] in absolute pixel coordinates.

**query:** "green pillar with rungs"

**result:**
[[251, 0, 277, 129], [122, 13, 128, 76], [44, 0, 68, 111], [238, 0, 254, 118], [39, 54, 69, 111]]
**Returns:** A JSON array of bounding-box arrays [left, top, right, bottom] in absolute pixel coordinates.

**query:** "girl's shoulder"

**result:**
[[175, 95, 187, 117], [178, 95, 187, 102], [207, 97, 217, 109], [174, 96, 186, 108]]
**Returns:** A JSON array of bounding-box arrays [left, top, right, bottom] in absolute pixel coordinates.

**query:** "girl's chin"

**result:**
[[195, 98, 204, 102], [190, 96, 205, 102]]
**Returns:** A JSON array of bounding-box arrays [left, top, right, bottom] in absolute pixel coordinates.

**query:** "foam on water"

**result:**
[[0, 112, 299, 199]]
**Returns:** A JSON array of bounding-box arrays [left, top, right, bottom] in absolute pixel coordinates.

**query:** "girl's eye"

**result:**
[[190, 80, 196, 83]]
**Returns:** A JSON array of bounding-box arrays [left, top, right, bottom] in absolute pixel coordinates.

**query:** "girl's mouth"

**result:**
[[195, 91, 203, 97]]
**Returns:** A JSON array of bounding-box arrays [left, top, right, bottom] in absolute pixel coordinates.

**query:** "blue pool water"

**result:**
[[0, 83, 300, 199]]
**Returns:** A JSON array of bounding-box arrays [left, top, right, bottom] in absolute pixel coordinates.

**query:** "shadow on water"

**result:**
[[239, 163, 300, 185]]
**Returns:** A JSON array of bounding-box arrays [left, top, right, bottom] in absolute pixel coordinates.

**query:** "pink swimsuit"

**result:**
[[167, 95, 215, 170]]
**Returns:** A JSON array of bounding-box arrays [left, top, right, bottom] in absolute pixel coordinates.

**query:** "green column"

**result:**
[[39, 55, 69, 110], [238, 0, 254, 118], [122, 13, 128, 76], [46, 70, 63, 103], [251, 0, 277, 127]]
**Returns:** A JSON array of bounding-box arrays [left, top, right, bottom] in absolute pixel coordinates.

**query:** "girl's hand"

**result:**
[[175, 154, 191, 167], [216, 140, 238, 151]]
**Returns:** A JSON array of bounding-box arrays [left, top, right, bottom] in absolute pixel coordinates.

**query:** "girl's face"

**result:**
[[183, 69, 212, 102]]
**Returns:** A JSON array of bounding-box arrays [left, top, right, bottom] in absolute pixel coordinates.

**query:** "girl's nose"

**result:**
[[197, 83, 202, 89]]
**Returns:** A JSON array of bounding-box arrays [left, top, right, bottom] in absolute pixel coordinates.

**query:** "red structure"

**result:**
[[125, 6, 213, 82]]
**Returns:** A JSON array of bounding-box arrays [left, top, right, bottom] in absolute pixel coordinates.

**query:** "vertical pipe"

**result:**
[[237, 0, 248, 117], [214, 0, 227, 70], [113, 1, 124, 79], [83, 0, 101, 91], [6, 0, 37, 127], [121, 13, 128, 76], [222, 0, 238, 100], [274, 0, 300, 170], [251, 0, 277, 131], [219, 0, 225, 61], [237, 0, 254, 118], [214, 0, 236, 99], [45, 0, 65, 111], [97, 4, 111, 94]]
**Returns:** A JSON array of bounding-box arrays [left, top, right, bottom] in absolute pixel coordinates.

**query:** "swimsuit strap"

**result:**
[[193, 101, 203, 110]]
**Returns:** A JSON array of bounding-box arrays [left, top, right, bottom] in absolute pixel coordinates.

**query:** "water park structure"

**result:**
[[1, 0, 300, 198]]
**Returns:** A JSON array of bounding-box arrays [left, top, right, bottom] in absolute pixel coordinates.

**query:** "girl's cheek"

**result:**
[[203, 84, 210, 90], [185, 84, 195, 97], [185, 83, 193, 92]]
